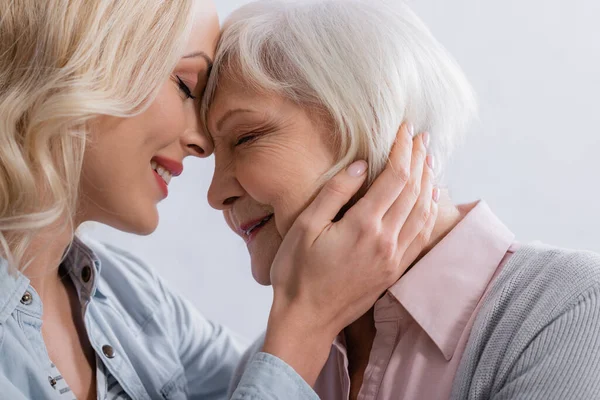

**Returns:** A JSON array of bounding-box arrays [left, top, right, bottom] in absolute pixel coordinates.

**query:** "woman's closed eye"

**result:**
[[235, 133, 260, 146], [176, 76, 197, 100], [228, 120, 277, 147]]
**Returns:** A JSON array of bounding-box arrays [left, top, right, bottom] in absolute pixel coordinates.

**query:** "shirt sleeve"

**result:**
[[492, 285, 600, 400], [158, 277, 247, 400], [230, 352, 320, 400], [159, 278, 318, 400], [226, 333, 320, 400]]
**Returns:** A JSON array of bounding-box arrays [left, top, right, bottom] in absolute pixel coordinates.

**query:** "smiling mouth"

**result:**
[[151, 161, 172, 185], [242, 214, 274, 238]]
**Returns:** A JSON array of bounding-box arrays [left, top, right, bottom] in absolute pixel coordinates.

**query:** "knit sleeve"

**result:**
[[492, 285, 600, 400]]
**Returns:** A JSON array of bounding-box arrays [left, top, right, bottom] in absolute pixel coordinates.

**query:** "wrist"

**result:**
[[262, 297, 338, 386]]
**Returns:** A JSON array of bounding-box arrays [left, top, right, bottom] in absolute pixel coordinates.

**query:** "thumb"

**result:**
[[300, 160, 368, 231]]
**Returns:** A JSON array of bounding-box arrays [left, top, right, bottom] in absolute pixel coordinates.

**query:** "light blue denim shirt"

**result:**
[[0, 235, 318, 399]]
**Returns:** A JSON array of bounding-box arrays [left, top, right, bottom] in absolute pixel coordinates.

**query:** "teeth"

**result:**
[[151, 161, 172, 185], [245, 214, 273, 236]]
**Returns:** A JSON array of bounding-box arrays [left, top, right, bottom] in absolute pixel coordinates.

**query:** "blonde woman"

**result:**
[[204, 0, 600, 399], [0, 0, 438, 399]]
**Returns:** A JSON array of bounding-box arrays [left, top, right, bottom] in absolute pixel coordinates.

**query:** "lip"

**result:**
[[153, 170, 169, 198], [238, 214, 274, 243], [151, 156, 183, 177]]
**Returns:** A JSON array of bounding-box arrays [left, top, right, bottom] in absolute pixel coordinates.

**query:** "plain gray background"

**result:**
[[87, 0, 600, 341]]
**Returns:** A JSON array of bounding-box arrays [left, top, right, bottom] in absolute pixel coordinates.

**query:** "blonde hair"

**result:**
[[0, 0, 194, 271], [203, 0, 476, 183]]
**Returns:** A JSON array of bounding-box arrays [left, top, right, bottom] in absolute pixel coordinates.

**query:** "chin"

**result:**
[[106, 209, 159, 236], [251, 263, 272, 286], [248, 227, 283, 286]]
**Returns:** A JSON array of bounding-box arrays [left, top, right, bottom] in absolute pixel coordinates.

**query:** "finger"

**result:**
[[397, 195, 438, 274], [353, 122, 414, 218], [299, 160, 368, 231], [381, 132, 428, 229], [391, 150, 434, 251]]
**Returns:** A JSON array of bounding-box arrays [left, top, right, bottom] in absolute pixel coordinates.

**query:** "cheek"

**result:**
[[238, 152, 328, 237], [77, 84, 189, 232], [144, 84, 189, 145]]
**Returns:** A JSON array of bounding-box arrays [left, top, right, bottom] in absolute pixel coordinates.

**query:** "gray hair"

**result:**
[[203, 0, 476, 183]]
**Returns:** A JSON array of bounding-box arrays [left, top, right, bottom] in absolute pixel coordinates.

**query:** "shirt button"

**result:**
[[20, 291, 33, 305], [81, 265, 92, 283], [102, 344, 116, 359]]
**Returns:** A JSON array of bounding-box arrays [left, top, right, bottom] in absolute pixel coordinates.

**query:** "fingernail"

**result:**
[[432, 187, 440, 203], [407, 123, 414, 137], [426, 154, 435, 170], [422, 132, 430, 148], [347, 160, 368, 177]]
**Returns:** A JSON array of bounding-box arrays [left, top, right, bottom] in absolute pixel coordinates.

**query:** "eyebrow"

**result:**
[[183, 51, 214, 70], [216, 108, 254, 132]]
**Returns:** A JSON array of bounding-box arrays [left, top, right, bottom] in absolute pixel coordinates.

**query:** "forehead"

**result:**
[[207, 79, 282, 127], [184, 0, 220, 60], [211, 78, 261, 108]]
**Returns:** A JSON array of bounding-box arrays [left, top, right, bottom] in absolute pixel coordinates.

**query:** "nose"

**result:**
[[181, 100, 214, 158], [181, 125, 214, 158], [207, 153, 244, 210]]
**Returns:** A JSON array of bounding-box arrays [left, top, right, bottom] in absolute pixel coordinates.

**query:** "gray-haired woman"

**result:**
[[203, 0, 600, 399]]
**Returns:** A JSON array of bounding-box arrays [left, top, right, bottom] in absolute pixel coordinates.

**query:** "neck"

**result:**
[[343, 190, 471, 366], [16, 217, 78, 303], [419, 191, 468, 259]]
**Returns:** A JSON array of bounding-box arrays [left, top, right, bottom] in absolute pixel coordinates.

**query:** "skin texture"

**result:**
[[207, 81, 337, 285], [25, 2, 220, 399]]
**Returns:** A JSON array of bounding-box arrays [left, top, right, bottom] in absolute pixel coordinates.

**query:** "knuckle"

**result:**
[[422, 166, 433, 185], [358, 219, 378, 236], [401, 128, 413, 145], [418, 207, 431, 226], [409, 179, 421, 200], [413, 137, 427, 159], [324, 180, 348, 198], [377, 236, 396, 261], [394, 165, 410, 185]]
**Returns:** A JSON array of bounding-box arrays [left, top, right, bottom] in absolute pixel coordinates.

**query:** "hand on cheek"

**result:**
[[263, 122, 438, 385]]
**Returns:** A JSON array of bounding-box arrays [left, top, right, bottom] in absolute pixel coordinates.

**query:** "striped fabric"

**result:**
[[48, 362, 76, 400], [49, 358, 132, 400]]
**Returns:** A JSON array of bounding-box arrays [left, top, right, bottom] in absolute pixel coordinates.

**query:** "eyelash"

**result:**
[[176, 76, 197, 100], [235, 133, 260, 146]]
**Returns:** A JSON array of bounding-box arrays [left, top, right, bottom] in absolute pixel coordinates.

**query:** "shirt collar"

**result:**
[[385, 201, 515, 360], [63, 236, 103, 301], [0, 236, 102, 323], [0, 258, 31, 324]]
